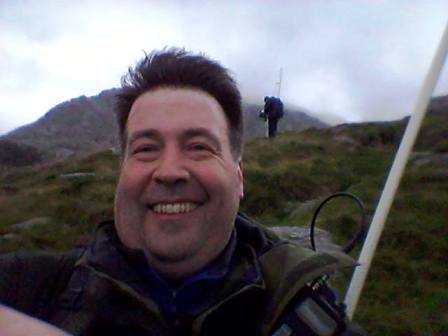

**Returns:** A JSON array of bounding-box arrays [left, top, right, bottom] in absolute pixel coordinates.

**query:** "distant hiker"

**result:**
[[261, 95, 284, 138], [0, 48, 366, 336]]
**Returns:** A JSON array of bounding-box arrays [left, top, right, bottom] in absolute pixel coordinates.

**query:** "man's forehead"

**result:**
[[127, 88, 228, 128], [124, 88, 232, 145], [128, 127, 220, 144], [130, 87, 223, 113]]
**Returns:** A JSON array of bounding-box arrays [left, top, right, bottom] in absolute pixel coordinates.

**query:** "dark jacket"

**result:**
[[0, 214, 364, 335], [264, 97, 284, 119]]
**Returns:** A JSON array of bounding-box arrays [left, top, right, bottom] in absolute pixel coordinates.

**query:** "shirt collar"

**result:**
[[143, 229, 237, 290], [140, 230, 238, 320]]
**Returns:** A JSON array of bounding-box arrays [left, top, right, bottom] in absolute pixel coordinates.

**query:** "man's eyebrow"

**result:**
[[128, 129, 160, 145], [183, 128, 222, 151]]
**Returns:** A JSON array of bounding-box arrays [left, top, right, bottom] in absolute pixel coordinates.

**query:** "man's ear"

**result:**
[[237, 159, 244, 198]]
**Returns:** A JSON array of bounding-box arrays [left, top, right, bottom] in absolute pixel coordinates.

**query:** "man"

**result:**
[[0, 48, 365, 335], [261, 96, 284, 138]]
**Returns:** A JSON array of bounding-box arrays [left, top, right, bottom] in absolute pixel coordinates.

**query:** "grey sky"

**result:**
[[1, 0, 447, 135]]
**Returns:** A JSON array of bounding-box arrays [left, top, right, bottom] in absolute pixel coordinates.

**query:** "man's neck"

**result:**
[[143, 230, 236, 286]]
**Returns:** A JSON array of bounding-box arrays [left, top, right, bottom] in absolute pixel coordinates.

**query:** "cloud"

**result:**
[[0, 0, 447, 134]]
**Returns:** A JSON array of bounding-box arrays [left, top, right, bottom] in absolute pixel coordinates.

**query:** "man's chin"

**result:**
[[143, 213, 202, 242], [144, 239, 197, 263]]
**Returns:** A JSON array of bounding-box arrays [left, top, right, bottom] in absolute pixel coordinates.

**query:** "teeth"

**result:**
[[151, 202, 198, 214]]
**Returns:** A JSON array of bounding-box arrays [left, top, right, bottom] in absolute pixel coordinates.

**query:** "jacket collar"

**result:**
[[76, 215, 355, 335], [77, 217, 266, 323]]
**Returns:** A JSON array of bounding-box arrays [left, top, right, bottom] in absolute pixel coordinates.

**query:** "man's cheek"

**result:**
[[118, 176, 142, 197]]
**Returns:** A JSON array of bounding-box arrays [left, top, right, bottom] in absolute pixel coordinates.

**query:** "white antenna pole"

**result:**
[[276, 68, 283, 98], [345, 21, 448, 319]]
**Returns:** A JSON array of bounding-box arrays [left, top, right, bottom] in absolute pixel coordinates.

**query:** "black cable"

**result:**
[[310, 192, 367, 254]]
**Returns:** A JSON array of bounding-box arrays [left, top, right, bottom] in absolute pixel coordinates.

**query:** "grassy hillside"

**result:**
[[0, 111, 447, 335]]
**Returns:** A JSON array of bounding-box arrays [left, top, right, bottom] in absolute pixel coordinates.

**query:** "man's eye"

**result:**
[[188, 143, 211, 151], [133, 145, 158, 154]]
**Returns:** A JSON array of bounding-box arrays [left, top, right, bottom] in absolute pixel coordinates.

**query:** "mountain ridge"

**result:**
[[1, 88, 327, 163]]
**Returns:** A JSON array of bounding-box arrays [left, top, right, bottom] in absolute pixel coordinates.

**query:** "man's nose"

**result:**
[[152, 148, 189, 184]]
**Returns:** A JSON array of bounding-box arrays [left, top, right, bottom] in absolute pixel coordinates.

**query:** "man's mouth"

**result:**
[[150, 202, 199, 215]]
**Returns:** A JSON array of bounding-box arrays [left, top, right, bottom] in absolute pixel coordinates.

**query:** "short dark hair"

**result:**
[[115, 48, 243, 159]]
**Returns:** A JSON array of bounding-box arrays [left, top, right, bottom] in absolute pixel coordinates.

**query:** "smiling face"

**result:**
[[114, 87, 244, 280]]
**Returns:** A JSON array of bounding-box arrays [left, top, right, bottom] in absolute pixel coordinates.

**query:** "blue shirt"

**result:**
[[141, 231, 237, 323]]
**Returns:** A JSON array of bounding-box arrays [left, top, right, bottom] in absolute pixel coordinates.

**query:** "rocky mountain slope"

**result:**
[[2, 90, 120, 162], [1, 89, 327, 163]]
